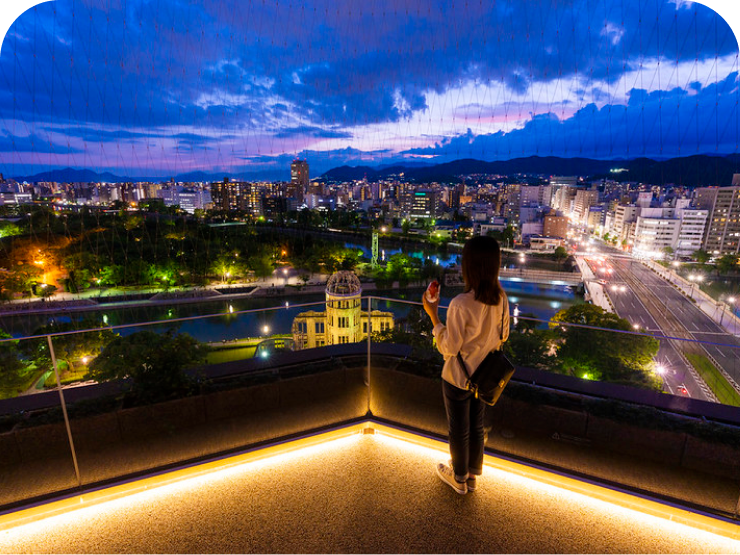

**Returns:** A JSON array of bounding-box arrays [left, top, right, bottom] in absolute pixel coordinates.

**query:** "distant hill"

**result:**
[[320, 154, 740, 186], [11, 167, 290, 184], [13, 167, 127, 183]]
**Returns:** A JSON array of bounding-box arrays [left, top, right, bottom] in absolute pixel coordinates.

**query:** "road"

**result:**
[[604, 257, 716, 401], [584, 246, 740, 402]]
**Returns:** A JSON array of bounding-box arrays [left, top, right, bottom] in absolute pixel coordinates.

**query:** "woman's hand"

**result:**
[[422, 292, 441, 327]]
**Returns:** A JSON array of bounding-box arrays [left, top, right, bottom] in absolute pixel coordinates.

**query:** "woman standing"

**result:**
[[423, 236, 509, 494]]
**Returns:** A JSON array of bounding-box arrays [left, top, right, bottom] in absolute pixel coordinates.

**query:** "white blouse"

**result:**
[[432, 289, 510, 390]]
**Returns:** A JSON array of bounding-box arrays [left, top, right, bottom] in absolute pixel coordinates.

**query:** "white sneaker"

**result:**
[[436, 463, 467, 494], [447, 459, 477, 492]]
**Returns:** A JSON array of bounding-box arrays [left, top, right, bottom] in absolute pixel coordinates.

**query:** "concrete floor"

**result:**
[[0, 433, 739, 554]]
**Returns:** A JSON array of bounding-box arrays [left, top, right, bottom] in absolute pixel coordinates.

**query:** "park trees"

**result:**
[[550, 304, 661, 389], [21, 323, 117, 384], [86, 330, 207, 404], [716, 254, 739, 275], [692, 249, 711, 265], [0, 330, 32, 398]]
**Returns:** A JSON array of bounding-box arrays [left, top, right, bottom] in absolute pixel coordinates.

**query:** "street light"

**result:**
[[688, 274, 704, 299], [720, 296, 736, 327]]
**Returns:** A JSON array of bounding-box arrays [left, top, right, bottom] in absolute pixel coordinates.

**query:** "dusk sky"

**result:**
[[0, 0, 739, 180]]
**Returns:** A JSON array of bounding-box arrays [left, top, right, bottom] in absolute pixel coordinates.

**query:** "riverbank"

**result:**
[[0, 278, 432, 318]]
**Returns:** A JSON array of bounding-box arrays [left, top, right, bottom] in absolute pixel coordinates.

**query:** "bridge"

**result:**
[[444, 267, 582, 288]]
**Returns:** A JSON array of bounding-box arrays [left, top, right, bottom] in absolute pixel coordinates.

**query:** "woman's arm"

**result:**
[[429, 300, 466, 357], [422, 291, 441, 327]]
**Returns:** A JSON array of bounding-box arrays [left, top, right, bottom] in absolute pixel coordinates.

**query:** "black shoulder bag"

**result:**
[[456, 306, 515, 406]]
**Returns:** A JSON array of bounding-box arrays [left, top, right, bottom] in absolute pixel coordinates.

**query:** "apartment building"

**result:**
[[543, 214, 569, 239], [631, 203, 709, 258], [210, 179, 261, 215], [695, 186, 740, 255], [573, 189, 600, 225]]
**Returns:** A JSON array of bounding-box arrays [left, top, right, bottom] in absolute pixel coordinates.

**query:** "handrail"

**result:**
[[0, 299, 328, 343], [3, 294, 740, 353], [369, 295, 740, 351]]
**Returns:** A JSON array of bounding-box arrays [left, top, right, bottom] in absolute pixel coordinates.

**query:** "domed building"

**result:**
[[291, 271, 394, 349]]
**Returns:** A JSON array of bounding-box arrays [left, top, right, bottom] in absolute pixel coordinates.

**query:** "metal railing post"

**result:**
[[47, 335, 81, 487], [366, 295, 372, 414]]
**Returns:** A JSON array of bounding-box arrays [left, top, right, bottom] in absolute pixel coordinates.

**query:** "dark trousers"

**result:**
[[442, 380, 486, 482]]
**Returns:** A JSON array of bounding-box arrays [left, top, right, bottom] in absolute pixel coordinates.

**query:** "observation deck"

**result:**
[[0, 301, 739, 552]]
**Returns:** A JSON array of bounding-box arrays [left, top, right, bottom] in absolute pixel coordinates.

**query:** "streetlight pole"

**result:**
[[688, 274, 703, 300], [723, 297, 736, 332]]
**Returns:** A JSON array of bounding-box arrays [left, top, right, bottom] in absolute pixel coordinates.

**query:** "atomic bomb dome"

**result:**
[[291, 271, 393, 350], [325, 271, 362, 296]]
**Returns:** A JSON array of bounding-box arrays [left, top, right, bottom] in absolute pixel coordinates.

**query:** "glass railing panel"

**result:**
[[499, 321, 740, 515], [367, 300, 740, 516], [367, 296, 448, 435], [58, 300, 369, 487], [0, 336, 79, 509]]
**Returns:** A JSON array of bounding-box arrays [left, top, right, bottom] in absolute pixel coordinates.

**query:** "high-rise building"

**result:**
[[210, 178, 261, 215], [573, 190, 600, 225], [675, 208, 709, 256], [158, 186, 212, 213], [404, 189, 439, 220], [631, 203, 709, 258], [695, 187, 740, 254], [289, 159, 309, 201], [503, 183, 521, 222]]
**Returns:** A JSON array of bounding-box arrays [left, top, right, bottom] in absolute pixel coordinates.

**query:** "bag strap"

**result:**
[[456, 352, 471, 378], [456, 301, 506, 378]]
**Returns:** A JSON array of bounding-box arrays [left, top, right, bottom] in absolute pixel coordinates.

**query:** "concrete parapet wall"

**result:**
[[0, 366, 368, 510]]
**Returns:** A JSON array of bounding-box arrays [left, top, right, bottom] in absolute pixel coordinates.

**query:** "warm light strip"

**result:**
[[0, 422, 368, 532], [370, 423, 740, 542], [0, 420, 738, 544]]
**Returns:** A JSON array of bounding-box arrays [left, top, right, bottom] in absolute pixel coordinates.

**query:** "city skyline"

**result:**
[[1, 0, 739, 180]]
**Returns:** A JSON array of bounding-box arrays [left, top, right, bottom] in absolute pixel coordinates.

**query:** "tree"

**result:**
[[0, 220, 21, 238], [249, 255, 274, 282], [24, 323, 117, 380], [401, 219, 411, 235], [662, 246, 674, 262], [505, 330, 554, 370], [0, 330, 29, 397], [716, 254, 739, 275], [86, 330, 207, 404], [692, 249, 711, 264], [212, 254, 236, 283], [553, 246, 568, 268], [551, 304, 661, 389]]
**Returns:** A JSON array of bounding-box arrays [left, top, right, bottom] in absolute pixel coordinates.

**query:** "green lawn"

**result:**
[[43, 361, 89, 387], [0, 364, 45, 399], [685, 353, 740, 407], [206, 346, 257, 364]]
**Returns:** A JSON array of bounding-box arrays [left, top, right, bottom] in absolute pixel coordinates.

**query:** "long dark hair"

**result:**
[[461, 235, 503, 306]]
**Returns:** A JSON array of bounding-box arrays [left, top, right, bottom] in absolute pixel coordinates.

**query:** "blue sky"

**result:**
[[0, 0, 739, 180]]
